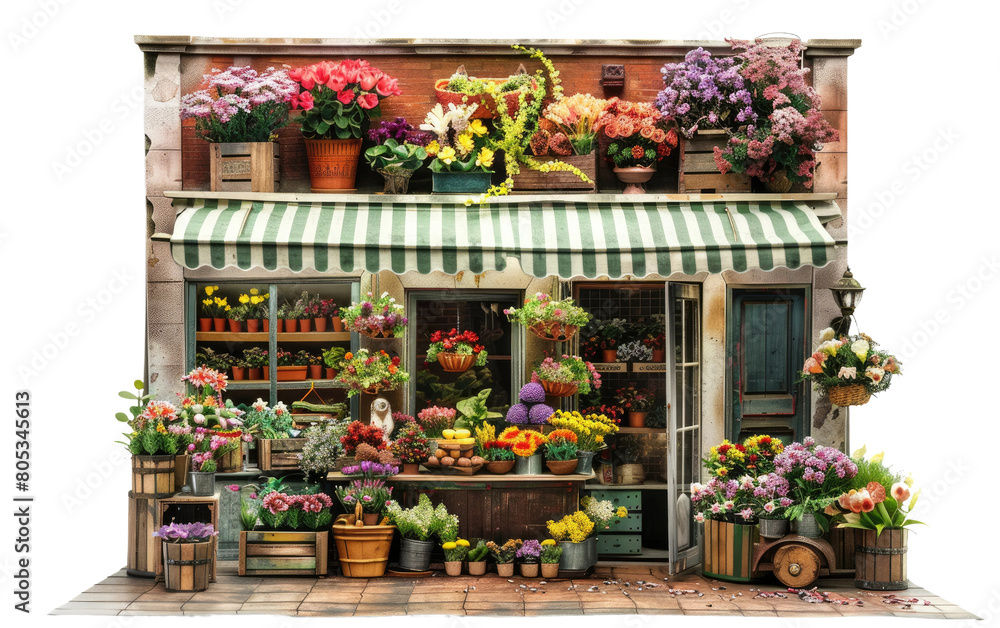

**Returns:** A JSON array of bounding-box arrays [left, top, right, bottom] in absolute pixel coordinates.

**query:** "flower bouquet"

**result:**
[[339, 420, 388, 455], [546, 410, 619, 453], [389, 421, 432, 468], [425, 328, 488, 373], [800, 328, 901, 407], [530, 355, 601, 397], [416, 406, 456, 439], [498, 426, 547, 458], [537, 93, 608, 157], [582, 495, 629, 534], [504, 292, 592, 341], [340, 292, 407, 338], [704, 434, 784, 478], [595, 97, 678, 193], [336, 350, 409, 397], [297, 419, 348, 475], [774, 437, 858, 534]]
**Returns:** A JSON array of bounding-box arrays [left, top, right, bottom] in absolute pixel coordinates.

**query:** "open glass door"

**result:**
[[667, 283, 702, 573]]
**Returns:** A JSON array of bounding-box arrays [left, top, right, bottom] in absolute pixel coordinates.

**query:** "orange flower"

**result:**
[[344, 352, 353, 361], [651, 128, 666, 144], [388, 364, 397, 374]]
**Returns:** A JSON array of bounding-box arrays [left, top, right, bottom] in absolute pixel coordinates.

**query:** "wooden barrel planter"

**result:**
[[239, 530, 329, 576], [827, 526, 857, 572], [855, 529, 908, 590], [162, 540, 214, 592], [127, 491, 158, 577], [703, 519, 760, 582], [131, 455, 176, 498], [331, 512, 395, 578]]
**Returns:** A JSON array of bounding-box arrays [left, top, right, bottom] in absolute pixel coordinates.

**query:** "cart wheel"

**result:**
[[772, 543, 821, 588]]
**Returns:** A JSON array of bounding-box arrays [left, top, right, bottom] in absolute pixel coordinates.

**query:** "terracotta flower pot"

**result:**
[[212, 317, 226, 332], [314, 318, 327, 332], [627, 411, 648, 428], [283, 319, 297, 333], [246, 319, 260, 333], [332, 317, 345, 332], [546, 459, 579, 475], [601, 349, 618, 363], [228, 319, 241, 333], [300, 319, 312, 333], [308, 365, 323, 380], [652, 348, 666, 362], [325, 367, 337, 380], [540, 380, 578, 397], [232, 367, 247, 381], [438, 352, 475, 373], [248, 367, 263, 381], [362, 512, 381, 526], [304, 138, 363, 192], [198, 318, 212, 333], [485, 460, 515, 475], [400, 463, 420, 475]]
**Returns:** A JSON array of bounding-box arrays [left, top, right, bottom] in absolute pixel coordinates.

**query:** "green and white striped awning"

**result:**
[[162, 195, 840, 279]]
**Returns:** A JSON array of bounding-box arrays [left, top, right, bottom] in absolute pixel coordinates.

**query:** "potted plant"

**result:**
[[547, 409, 619, 475], [339, 420, 389, 456], [176, 366, 247, 475], [775, 437, 858, 537], [188, 429, 240, 495], [543, 429, 579, 475], [523, 93, 607, 191], [614, 385, 656, 427], [516, 539, 542, 578], [288, 59, 401, 191], [546, 511, 596, 571], [318, 298, 340, 332], [709, 39, 840, 192], [293, 292, 317, 332], [596, 318, 627, 362], [416, 406, 456, 440], [243, 347, 267, 381], [200, 287, 229, 332], [540, 540, 563, 578], [745, 473, 795, 538], [241, 399, 293, 469], [530, 355, 601, 398], [504, 292, 592, 342], [615, 340, 653, 364], [505, 382, 556, 427], [336, 478, 394, 526], [226, 296, 247, 333], [230, 356, 248, 381], [153, 522, 217, 592], [336, 350, 409, 397], [118, 381, 190, 498], [829, 449, 924, 590], [390, 420, 431, 475], [580, 496, 629, 566], [297, 419, 348, 480], [594, 97, 678, 194], [611, 434, 650, 485], [800, 328, 901, 407], [277, 303, 295, 333], [433, 66, 533, 120], [364, 117, 432, 193], [487, 539, 519, 577], [466, 540, 489, 576], [643, 332, 667, 363], [441, 538, 469, 576], [384, 494, 458, 572], [180, 66, 294, 192], [238, 289, 267, 333], [499, 426, 547, 475], [480, 439, 516, 475], [340, 291, 408, 338], [426, 328, 488, 373], [420, 103, 495, 193], [273, 348, 306, 382], [321, 346, 346, 379]]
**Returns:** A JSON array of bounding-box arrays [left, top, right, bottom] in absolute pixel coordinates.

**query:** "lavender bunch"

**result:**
[[655, 48, 753, 138]]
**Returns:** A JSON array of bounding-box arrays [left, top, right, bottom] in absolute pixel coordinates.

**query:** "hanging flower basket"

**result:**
[[540, 380, 578, 398], [438, 353, 476, 373], [826, 384, 872, 407], [528, 321, 579, 342]]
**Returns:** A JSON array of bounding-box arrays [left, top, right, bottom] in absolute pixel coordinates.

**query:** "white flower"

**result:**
[[817, 340, 841, 356], [838, 366, 857, 379], [194, 413, 206, 425], [865, 367, 885, 384], [851, 339, 870, 361], [763, 501, 776, 514], [819, 327, 836, 342]]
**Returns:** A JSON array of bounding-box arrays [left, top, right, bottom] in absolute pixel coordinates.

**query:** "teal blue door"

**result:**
[[728, 289, 808, 443]]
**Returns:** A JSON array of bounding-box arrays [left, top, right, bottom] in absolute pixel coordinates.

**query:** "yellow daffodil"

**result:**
[[438, 146, 456, 165], [239, 294, 250, 304], [476, 147, 495, 169], [425, 140, 440, 157], [205, 286, 216, 296], [202, 298, 213, 306], [456, 131, 475, 156], [468, 119, 488, 136], [225, 305, 231, 311]]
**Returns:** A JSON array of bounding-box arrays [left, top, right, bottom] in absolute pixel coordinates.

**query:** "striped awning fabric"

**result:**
[[165, 196, 840, 279]]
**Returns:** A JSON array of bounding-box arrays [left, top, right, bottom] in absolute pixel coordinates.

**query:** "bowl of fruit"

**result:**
[[423, 429, 485, 475]]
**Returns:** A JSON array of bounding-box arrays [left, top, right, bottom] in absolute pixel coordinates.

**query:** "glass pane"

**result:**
[[412, 295, 516, 415]]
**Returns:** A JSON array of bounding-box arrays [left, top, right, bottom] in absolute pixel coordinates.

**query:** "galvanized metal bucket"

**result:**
[[575, 451, 596, 475], [794, 512, 823, 538], [398, 537, 435, 572], [558, 537, 597, 570], [189, 472, 215, 497], [514, 453, 543, 475], [759, 517, 790, 539]]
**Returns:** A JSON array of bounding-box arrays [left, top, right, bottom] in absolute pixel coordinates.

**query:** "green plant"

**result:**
[[242, 399, 293, 440], [486, 539, 521, 564], [322, 346, 347, 369], [444, 73, 493, 96], [365, 138, 427, 172], [297, 419, 349, 473], [614, 385, 656, 413], [116, 378, 153, 432], [243, 347, 268, 369], [467, 540, 489, 563], [540, 540, 563, 563], [195, 348, 234, 372], [293, 350, 313, 367], [336, 349, 409, 397], [384, 494, 456, 541], [421, 103, 494, 173], [454, 388, 503, 431]]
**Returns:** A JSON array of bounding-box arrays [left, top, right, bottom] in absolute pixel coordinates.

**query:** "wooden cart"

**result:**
[[751, 533, 854, 588]]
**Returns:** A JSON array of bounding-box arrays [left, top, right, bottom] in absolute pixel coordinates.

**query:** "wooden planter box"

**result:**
[[238, 530, 329, 576], [127, 491, 158, 577], [257, 438, 307, 472], [216, 445, 243, 473], [855, 529, 908, 590], [209, 142, 280, 193], [702, 519, 759, 582], [678, 130, 750, 193], [510, 153, 597, 191]]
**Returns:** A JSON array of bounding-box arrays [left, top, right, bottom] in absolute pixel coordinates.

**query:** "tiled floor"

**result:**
[[52, 562, 977, 618]]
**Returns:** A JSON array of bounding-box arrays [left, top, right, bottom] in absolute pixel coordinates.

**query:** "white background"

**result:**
[[1, 1, 997, 627]]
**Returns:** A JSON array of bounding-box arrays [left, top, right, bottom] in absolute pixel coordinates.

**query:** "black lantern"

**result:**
[[830, 267, 865, 336]]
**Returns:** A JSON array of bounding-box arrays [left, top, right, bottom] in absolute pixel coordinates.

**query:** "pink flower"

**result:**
[[226, 484, 240, 492], [694, 512, 705, 523], [357, 93, 379, 109], [838, 366, 857, 379], [337, 90, 355, 105], [292, 91, 314, 111], [359, 69, 382, 91], [375, 75, 400, 97]]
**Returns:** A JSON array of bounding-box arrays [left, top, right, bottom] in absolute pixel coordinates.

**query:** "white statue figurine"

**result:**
[[370, 397, 393, 442]]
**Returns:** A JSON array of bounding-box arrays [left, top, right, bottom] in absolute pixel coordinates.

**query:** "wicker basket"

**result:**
[[434, 79, 537, 119], [827, 384, 871, 407], [528, 321, 579, 342]]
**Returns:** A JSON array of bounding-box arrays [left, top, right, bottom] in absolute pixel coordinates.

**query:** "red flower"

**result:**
[[337, 90, 355, 105], [376, 75, 401, 97], [359, 69, 382, 91], [357, 93, 379, 109]]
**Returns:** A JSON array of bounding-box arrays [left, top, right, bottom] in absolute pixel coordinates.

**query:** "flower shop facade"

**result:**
[[140, 37, 858, 573]]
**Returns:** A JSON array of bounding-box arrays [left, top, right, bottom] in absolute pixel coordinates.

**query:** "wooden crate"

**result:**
[[127, 491, 158, 577], [239, 530, 329, 576], [702, 519, 760, 582], [257, 438, 308, 472], [156, 494, 219, 583], [510, 153, 597, 191], [678, 130, 750, 193], [209, 142, 280, 193]]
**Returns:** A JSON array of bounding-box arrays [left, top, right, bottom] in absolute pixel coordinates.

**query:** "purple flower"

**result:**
[[528, 403, 555, 424], [516, 539, 542, 559], [519, 382, 546, 404], [506, 403, 529, 424], [153, 521, 217, 542]]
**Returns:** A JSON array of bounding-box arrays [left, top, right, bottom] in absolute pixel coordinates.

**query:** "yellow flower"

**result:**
[[225, 305, 232, 312], [476, 148, 495, 169], [870, 451, 884, 463], [456, 539, 470, 547], [239, 294, 250, 304], [205, 286, 215, 296], [442, 542, 457, 550], [615, 506, 628, 518], [438, 146, 456, 165], [202, 298, 213, 306], [250, 288, 259, 295], [425, 140, 440, 157], [456, 131, 475, 156], [541, 539, 556, 546], [263, 293, 270, 299], [468, 119, 488, 136]]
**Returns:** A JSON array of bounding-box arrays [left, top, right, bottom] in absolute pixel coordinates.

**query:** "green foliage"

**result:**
[[322, 346, 347, 369], [467, 540, 490, 563], [455, 388, 503, 431], [116, 379, 152, 428], [365, 139, 427, 171], [445, 73, 493, 95], [541, 543, 563, 564]]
